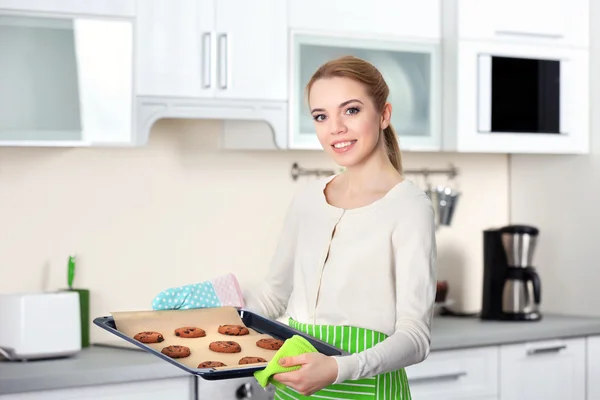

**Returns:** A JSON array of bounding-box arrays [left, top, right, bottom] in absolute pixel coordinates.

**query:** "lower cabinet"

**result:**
[[407, 336, 594, 400], [406, 346, 498, 400], [3, 336, 600, 400], [588, 336, 600, 400], [0, 377, 194, 400], [499, 337, 586, 400]]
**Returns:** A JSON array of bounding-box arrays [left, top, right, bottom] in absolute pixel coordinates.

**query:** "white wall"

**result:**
[[508, 0, 600, 318], [0, 118, 508, 343]]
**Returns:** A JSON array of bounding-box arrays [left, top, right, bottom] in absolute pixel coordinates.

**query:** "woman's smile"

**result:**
[[331, 139, 357, 153]]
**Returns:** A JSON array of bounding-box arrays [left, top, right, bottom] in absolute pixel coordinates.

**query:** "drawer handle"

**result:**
[[495, 30, 564, 39], [527, 345, 567, 355], [410, 371, 467, 384]]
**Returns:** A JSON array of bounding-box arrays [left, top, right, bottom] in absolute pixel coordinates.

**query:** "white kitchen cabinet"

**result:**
[[0, 377, 194, 400], [213, 0, 287, 101], [136, 0, 287, 102], [453, 0, 589, 48], [405, 346, 499, 399], [136, 0, 214, 99], [499, 338, 586, 400], [441, 39, 589, 154], [0, 9, 135, 147], [0, 0, 135, 17], [289, 0, 440, 41], [134, 0, 289, 150], [588, 336, 600, 400], [288, 32, 441, 151]]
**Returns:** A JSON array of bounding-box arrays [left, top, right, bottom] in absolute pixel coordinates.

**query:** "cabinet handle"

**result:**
[[202, 32, 212, 89], [218, 33, 228, 89], [410, 371, 467, 384], [495, 30, 564, 39], [526, 344, 567, 355]]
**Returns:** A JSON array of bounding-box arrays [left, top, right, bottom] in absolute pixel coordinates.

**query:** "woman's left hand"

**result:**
[[272, 352, 338, 396]]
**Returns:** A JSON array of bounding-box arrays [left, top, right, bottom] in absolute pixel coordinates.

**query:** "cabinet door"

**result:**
[[458, 0, 589, 48], [499, 338, 586, 400], [136, 0, 215, 98], [289, 0, 440, 40], [214, 0, 287, 101], [0, 11, 133, 146], [588, 336, 600, 400], [0, 0, 135, 17], [289, 33, 441, 151], [0, 377, 194, 400], [406, 347, 499, 400]]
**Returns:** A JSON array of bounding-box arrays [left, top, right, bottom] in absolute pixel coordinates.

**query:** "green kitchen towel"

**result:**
[[254, 335, 318, 389]]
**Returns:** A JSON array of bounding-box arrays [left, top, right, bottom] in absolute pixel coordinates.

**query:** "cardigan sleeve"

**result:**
[[242, 193, 300, 320], [333, 196, 437, 383]]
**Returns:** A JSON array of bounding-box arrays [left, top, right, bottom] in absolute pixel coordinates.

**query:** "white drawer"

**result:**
[[405, 346, 499, 400], [499, 337, 586, 400]]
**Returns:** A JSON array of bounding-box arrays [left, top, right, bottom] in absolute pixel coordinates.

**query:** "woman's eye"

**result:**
[[313, 114, 326, 122], [346, 107, 360, 115]]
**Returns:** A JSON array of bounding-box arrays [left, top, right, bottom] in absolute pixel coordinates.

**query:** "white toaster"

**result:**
[[0, 291, 82, 361]]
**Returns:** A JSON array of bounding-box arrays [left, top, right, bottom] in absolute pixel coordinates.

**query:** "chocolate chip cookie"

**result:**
[[161, 345, 191, 358], [209, 340, 242, 353], [239, 356, 267, 365], [256, 338, 284, 350], [174, 326, 206, 338], [133, 331, 164, 344], [218, 324, 249, 336], [197, 361, 227, 368]]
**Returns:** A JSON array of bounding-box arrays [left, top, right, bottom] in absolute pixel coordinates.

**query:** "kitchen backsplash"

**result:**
[[0, 119, 508, 343]]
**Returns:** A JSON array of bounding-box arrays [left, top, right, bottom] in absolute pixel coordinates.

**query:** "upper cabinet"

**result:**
[[456, 0, 589, 48], [0, 0, 591, 154], [136, 0, 287, 101], [441, 0, 591, 154], [289, 0, 440, 41], [135, 0, 214, 99], [134, 0, 289, 149], [0, 0, 135, 17], [287, 0, 442, 152], [0, 6, 134, 146], [289, 33, 441, 151]]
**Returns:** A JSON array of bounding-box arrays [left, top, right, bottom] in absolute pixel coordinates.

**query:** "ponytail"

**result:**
[[383, 124, 403, 174]]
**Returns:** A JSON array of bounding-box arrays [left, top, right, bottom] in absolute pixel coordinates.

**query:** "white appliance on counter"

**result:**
[[0, 291, 81, 361]]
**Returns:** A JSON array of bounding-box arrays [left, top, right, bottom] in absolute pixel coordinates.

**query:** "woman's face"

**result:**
[[308, 77, 390, 168]]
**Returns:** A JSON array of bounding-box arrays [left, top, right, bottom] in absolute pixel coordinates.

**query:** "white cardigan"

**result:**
[[244, 175, 437, 383]]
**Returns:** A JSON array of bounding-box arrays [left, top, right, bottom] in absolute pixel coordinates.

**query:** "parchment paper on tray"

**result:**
[[111, 306, 278, 370]]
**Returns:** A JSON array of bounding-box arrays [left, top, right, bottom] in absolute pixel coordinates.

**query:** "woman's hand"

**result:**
[[272, 353, 338, 396]]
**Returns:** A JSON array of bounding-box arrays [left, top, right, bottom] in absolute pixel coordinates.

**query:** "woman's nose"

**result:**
[[330, 116, 347, 135]]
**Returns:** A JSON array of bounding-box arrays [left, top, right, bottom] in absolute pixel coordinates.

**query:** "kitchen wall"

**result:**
[[507, 0, 600, 318], [0, 118, 508, 342]]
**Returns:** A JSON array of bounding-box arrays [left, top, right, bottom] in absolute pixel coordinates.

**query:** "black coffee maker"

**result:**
[[481, 225, 542, 321]]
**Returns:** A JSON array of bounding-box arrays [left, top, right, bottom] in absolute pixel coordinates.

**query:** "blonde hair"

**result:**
[[305, 55, 403, 174]]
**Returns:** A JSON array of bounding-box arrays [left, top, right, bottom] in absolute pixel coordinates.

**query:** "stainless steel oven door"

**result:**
[[197, 376, 276, 400]]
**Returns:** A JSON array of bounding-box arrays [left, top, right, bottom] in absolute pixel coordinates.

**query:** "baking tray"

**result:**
[[93, 309, 349, 380]]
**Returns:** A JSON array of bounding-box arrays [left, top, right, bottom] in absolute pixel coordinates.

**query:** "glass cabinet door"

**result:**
[[0, 12, 133, 145], [290, 33, 440, 151]]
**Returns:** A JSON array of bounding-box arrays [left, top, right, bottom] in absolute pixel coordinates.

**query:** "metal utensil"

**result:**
[[427, 186, 461, 228]]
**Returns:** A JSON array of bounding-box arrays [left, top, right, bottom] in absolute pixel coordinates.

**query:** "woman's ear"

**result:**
[[380, 103, 392, 129]]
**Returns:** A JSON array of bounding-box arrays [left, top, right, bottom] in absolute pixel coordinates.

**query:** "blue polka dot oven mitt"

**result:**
[[152, 273, 245, 310]]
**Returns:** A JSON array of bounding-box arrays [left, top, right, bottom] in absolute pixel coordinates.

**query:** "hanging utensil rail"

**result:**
[[290, 162, 459, 181]]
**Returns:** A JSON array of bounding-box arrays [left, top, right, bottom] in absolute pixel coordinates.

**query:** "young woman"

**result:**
[[243, 56, 437, 399]]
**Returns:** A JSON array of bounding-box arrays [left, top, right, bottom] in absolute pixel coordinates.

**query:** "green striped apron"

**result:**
[[274, 318, 412, 400]]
